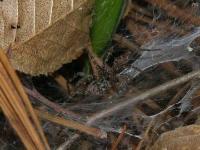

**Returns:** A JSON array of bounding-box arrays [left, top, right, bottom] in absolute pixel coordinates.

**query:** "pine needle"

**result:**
[[0, 50, 50, 150]]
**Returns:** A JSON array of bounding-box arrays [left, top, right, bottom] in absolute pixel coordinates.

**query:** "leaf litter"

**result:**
[[12, 0, 93, 75], [3, 0, 200, 149]]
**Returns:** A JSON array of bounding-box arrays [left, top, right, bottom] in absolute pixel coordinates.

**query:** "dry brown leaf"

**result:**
[[11, 0, 93, 75], [0, 11, 4, 49], [35, 0, 53, 32], [1, 0, 18, 49], [16, 0, 35, 43], [51, 0, 73, 23], [150, 125, 200, 150], [74, 0, 89, 8], [51, 0, 87, 23]]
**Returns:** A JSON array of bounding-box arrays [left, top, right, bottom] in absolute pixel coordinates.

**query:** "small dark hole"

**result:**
[[11, 25, 20, 29], [11, 25, 16, 29]]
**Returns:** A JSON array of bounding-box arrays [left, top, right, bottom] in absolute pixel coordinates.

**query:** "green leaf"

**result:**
[[90, 0, 125, 56]]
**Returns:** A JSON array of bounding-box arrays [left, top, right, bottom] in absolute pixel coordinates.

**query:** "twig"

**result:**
[[54, 75, 70, 93], [160, 62, 182, 77], [136, 104, 176, 149], [131, 2, 152, 17], [87, 70, 200, 125], [25, 87, 82, 121], [113, 34, 138, 52], [184, 106, 200, 122], [126, 19, 157, 45], [135, 119, 154, 150], [111, 125, 127, 150], [147, 0, 200, 26], [56, 134, 80, 150], [167, 82, 191, 106], [35, 109, 107, 139], [131, 87, 161, 112], [87, 44, 112, 79]]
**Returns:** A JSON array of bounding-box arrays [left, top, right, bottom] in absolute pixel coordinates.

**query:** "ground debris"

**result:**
[[150, 125, 200, 150]]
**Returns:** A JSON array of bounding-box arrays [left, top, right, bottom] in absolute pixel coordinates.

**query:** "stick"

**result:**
[[87, 70, 200, 125]]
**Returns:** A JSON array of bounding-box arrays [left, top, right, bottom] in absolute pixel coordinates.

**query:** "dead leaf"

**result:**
[[0, 11, 4, 48], [35, 0, 53, 32], [16, 0, 35, 43], [51, 0, 73, 23], [51, 0, 86, 23], [1, 0, 18, 49], [11, 0, 93, 75], [150, 125, 200, 150]]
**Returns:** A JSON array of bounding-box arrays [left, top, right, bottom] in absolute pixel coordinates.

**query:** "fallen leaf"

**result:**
[[51, 0, 73, 23], [16, 0, 35, 43], [1, 0, 18, 49], [150, 125, 200, 150], [11, 0, 93, 75], [51, 0, 86, 23], [0, 11, 4, 48], [35, 0, 53, 32]]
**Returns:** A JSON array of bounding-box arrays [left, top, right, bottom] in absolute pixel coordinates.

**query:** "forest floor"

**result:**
[[2, 0, 200, 149]]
